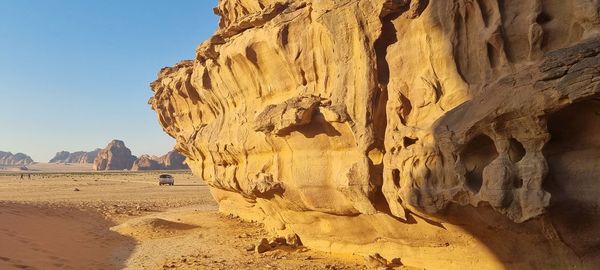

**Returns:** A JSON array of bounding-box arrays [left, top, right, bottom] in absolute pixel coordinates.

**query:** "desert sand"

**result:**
[[0, 202, 134, 269], [0, 163, 93, 173], [0, 171, 375, 269]]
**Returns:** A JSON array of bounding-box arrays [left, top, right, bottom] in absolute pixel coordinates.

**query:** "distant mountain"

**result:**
[[67, 139, 190, 171], [49, 149, 101, 164], [131, 150, 189, 171], [131, 155, 162, 171], [93, 140, 137, 171], [160, 150, 189, 170], [0, 151, 34, 166]]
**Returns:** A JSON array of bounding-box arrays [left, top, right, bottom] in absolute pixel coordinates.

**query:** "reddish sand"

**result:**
[[0, 172, 366, 269], [0, 202, 135, 270]]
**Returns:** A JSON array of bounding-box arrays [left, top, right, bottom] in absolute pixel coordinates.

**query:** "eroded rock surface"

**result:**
[[150, 0, 600, 268], [93, 140, 137, 171]]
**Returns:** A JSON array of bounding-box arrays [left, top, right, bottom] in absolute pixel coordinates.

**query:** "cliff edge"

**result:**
[[150, 1, 600, 268]]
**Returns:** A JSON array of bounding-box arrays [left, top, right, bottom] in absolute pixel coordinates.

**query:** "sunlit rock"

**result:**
[[150, 1, 600, 268]]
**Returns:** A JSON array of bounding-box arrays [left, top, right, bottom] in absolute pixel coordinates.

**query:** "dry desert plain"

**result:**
[[0, 164, 392, 270]]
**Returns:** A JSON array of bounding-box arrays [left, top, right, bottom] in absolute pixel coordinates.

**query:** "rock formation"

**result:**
[[131, 151, 189, 171], [157, 150, 189, 170], [150, 0, 600, 269], [49, 151, 70, 163], [49, 149, 101, 164], [0, 151, 34, 166], [93, 140, 137, 171], [92, 140, 187, 171], [131, 155, 162, 171]]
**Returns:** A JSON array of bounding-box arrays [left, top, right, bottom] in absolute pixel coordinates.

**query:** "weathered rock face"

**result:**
[[49, 149, 101, 164], [158, 151, 189, 170], [150, 0, 600, 268], [49, 151, 70, 163], [93, 140, 137, 171], [131, 151, 189, 171], [0, 151, 34, 166]]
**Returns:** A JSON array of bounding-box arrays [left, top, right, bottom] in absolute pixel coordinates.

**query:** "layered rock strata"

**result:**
[[150, 0, 600, 269]]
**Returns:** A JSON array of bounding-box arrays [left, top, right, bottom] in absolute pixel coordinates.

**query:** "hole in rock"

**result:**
[[509, 138, 526, 162], [514, 178, 523, 189], [392, 169, 401, 187], [403, 137, 418, 148], [460, 134, 499, 193], [292, 114, 342, 138], [536, 12, 552, 25]]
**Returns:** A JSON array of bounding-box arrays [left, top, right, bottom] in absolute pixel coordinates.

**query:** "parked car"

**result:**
[[159, 174, 174, 186]]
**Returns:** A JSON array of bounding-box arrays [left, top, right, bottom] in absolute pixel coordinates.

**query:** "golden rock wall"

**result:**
[[150, 1, 600, 268]]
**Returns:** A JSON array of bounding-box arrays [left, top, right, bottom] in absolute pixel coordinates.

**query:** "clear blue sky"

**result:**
[[0, 0, 219, 162]]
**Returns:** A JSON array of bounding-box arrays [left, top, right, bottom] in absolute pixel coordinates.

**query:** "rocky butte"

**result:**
[[150, 0, 600, 269], [0, 151, 34, 166], [93, 140, 189, 171], [131, 151, 189, 171], [93, 140, 137, 171], [49, 149, 101, 164]]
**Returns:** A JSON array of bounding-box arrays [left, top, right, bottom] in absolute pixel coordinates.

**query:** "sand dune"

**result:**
[[112, 217, 199, 240], [0, 202, 134, 270]]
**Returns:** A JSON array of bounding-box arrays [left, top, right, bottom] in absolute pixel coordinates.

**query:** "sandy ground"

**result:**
[[0, 163, 94, 172], [0, 171, 368, 269], [0, 202, 134, 269]]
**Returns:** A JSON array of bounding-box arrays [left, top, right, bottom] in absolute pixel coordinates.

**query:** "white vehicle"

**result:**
[[159, 174, 174, 186]]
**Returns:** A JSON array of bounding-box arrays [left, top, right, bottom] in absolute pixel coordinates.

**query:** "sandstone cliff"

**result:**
[[49, 149, 101, 164], [150, 0, 600, 269], [131, 151, 189, 171], [0, 151, 34, 166], [93, 140, 137, 171]]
